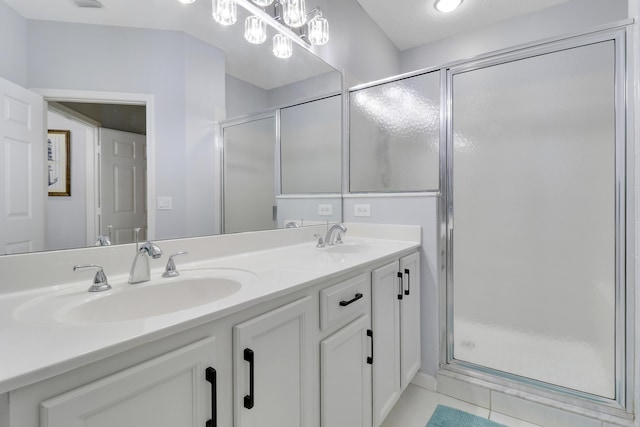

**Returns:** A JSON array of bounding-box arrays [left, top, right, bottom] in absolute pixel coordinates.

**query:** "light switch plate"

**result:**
[[354, 204, 371, 217], [318, 204, 333, 216], [157, 196, 173, 210]]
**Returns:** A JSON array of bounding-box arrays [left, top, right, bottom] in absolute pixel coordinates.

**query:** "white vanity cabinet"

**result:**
[[4, 244, 421, 427], [233, 296, 314, 427], [319, 274, 372, 427], [40, 337, 218, 427], [371, 251, 421, 427]]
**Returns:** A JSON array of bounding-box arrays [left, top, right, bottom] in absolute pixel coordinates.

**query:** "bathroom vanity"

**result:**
[[0, 223, 421, 427]]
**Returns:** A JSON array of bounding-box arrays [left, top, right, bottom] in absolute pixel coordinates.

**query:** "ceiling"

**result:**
[[356, 0, 574, 51]]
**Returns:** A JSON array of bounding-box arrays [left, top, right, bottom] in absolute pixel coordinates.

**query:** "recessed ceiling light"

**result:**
[[434, 0, 462, 13]]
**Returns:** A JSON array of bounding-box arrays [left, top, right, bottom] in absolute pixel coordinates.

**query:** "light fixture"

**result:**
[[434, 0, 462, 13], [273, 34, 293, 58], [282, 0, 306, 28], [307, 11, 328, 46], [245, 15, 267, 44], [197, 0, 330, 59], [212, 0, 237, 26], [177, 0, 196, 3]]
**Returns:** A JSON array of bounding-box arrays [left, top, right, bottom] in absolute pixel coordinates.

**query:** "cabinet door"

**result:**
[[371, 261, 401, 427], [41, 337, 217, 427], [400, 251, 421, 389], [320, 314, 372, 427], [233, 296, 313, 427]]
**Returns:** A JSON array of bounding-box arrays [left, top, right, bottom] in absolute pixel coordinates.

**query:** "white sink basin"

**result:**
[[321, 243, 370, 254], [14, 269, 257, 325]]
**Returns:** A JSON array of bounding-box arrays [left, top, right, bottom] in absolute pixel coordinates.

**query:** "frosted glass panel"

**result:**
[[349, 71, 440, 192], [281, 95, 341, 194], [452, 41, 616, 398], [224, 117, 276, 233]]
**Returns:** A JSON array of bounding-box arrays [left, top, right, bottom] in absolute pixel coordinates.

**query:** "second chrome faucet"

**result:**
[[129, 228, 163, 284]]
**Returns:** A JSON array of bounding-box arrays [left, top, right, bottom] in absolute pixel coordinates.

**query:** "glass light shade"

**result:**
[[177, 0, 196, 3], [244, 16, 267, 44], [308, 15, 329, 46], [273, 34, 293, 59], [283, 0, 306, 28], [251, 0, 274, 6], [434, 0, 462, 13], [212, 0, 237, 26]]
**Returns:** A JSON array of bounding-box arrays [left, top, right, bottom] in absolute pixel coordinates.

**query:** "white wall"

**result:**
[[226, 75, 269, 119], [46, 111, 89, 251], [0, 0, 27, 87], [184, 36, 226, 239], [277, 196, 342, 228], [26, 21, 226, 241], [267, 71, 341, 108], [400, 0, 629, 73], [311, 0, 400, 86]]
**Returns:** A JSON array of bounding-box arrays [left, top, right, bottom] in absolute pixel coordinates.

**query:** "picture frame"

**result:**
[[47, 129, 71, 197]]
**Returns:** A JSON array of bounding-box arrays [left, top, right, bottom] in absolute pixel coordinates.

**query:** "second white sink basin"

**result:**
[[14, 269, 257, 325]]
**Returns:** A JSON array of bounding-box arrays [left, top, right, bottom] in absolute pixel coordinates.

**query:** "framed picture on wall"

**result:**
[[47, 129, 71, 197]]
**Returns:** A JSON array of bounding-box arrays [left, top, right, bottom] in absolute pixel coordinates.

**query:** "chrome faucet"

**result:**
[[129, 228, 163, 284], [325, 223, 347, 246], [74, 264, 111, 292]]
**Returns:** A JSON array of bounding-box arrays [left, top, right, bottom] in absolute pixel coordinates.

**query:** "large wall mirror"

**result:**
[[0, 0, 342, 255]]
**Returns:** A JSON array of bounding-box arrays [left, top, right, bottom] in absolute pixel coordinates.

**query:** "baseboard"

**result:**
[[411, 371, 437, 392]]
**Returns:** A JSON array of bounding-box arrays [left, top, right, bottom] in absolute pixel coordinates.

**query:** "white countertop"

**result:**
[[0, 226, 420, 394]]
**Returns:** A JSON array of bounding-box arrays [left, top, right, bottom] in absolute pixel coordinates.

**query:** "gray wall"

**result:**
[[27, 21, 226, 240], [0, 0, 27, 87], [400, 0, 629, 73]]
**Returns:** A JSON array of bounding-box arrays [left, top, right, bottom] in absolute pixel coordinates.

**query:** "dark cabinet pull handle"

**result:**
[[404, 268, 411, 296], [339, 293, 363, 307], [244, 348, 255, 409], [367, 329, 373, 365], [397, 272, 403, 300], [205, 367, 217, 427]]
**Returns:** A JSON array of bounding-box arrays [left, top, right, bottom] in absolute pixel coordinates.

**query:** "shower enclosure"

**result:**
[[443, 27, 630, 411]]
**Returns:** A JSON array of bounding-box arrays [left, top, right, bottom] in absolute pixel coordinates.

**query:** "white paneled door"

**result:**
[[99, 128, 147, 244], [0, 77, 45, 255]]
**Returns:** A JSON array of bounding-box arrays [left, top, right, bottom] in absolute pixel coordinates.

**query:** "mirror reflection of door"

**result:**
[[45, 102, 147, 249], [223, 116, 277, 234], [99, 128, 147, 244]]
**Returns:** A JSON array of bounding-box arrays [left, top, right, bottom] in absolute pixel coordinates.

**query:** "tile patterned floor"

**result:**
[[380, 384, 542, 427]]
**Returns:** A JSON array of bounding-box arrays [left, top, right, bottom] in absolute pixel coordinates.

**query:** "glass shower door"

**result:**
[[223, 116, 277, 234], [450, 40, 618, 399]]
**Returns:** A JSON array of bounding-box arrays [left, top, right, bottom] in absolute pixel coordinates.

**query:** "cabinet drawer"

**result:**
[[320, 273, 370, 330]]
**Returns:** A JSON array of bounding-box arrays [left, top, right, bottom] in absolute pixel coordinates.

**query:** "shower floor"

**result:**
[[453, 320, 615, 399]]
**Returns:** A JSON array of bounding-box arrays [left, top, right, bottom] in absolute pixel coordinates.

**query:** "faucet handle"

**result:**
[[314, 234, 325, 248], [162, 251, 188, 278], [73, 264, 112, 292]]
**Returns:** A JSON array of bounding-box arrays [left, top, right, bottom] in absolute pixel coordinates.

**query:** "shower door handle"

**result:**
[[397, 272, 403, 300]]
